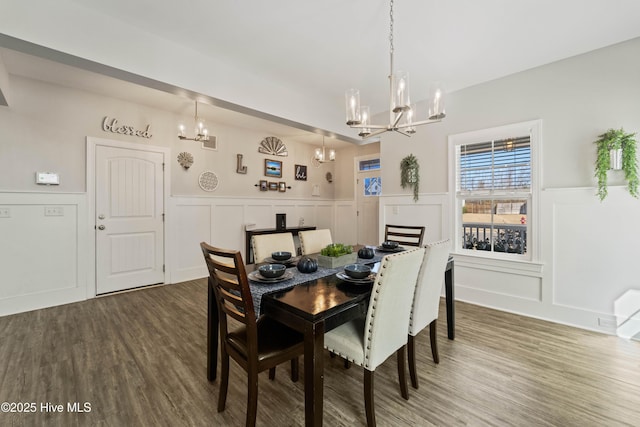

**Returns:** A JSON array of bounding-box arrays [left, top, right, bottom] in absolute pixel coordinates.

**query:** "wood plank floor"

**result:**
[[1, 279, 639, 426]]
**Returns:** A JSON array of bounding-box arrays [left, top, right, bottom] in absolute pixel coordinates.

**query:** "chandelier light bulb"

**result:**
[[345, 88, 361, 125]]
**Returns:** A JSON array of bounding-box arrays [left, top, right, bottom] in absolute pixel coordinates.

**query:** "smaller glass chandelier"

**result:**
[[178, 101, 209, 142], [314, 137, 335, 163]]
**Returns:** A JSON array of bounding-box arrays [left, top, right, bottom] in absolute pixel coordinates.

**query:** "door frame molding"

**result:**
[[86, 137, 171, 298], [353, 153, 381, 245]]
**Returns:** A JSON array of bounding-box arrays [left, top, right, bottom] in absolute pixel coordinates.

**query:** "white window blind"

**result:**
[[458, 136, 531, 193]]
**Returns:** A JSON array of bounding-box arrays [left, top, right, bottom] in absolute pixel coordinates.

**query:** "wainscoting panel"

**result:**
[[456, 265, 542, 301], [379, 193, 449, 243], [169, 196, 346, 283], [0, 192, 88, 316], [334, 201, 357, 245], [212, 204, 245, 252], [170, 203, 211, 283], [543, 187, 640, 318], [315, 204, 334, 231]]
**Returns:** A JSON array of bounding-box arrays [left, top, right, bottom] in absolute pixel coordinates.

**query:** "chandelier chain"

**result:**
[[389, 0, 394, 55]]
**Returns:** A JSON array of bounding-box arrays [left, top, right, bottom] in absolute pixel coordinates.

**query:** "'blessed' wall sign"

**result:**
[[102, 117, 152, 139]]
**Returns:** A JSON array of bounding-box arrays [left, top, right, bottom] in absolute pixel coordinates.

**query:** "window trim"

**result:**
[[448, 120, 541, 263]]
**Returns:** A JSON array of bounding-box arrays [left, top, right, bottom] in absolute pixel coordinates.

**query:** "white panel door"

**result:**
[[96, 145, 165, 294], [356, 166, 380, 246]]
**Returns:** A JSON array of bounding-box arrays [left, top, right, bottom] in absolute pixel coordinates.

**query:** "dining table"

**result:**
[[206, 247, 455, 427]]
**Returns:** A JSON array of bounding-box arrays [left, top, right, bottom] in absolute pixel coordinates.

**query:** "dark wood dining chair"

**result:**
[[324, 247, 425, 427], [408, 239, 451, 389], [200, 242, 304, 427], [384, 224, 425, 247]]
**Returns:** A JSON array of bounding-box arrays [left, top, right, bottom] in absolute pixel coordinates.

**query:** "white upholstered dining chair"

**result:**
[[324, 247, 425, 427], [251, 233, 296, 263], [298, 229, 333, 255], [408, 239, 451, 389]]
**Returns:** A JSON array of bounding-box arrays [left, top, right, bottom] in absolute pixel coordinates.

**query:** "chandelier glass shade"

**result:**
[[345, 0, 446, 139], [178, 101, 209, 142], [314, 137, 335, 163]]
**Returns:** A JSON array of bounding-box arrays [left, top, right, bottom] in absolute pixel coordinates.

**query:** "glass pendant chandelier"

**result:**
[[345, 0, 446, 139], [178, 101, 209, 142]]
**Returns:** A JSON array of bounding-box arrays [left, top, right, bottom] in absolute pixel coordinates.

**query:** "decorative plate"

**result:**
[[376, 246, 406, 253], [177, 152, 194, 169], [264, 256, 300, 266], [198, 171, 219, 192], [336, 272, 375, 285], [258, 136, 288, 157], [247, 270, 294, 283]]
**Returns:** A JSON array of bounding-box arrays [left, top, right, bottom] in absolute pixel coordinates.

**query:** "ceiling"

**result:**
[[2, 0, 640, 146]]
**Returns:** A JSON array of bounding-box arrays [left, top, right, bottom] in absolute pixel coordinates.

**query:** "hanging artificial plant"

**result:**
[[400, 154, 420, 201], [594, 128, 638, 201]]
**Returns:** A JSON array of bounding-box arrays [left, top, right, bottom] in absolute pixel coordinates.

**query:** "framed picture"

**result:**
[[295, 164, 307, 181], [268, 181, 278, 191], [265, 159, 282, 178], [201, 136, 218, 151], [259, 180, 268, 191], [279, 182, 287, 192]]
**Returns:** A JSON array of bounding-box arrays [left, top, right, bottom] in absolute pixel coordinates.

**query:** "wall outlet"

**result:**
[[598, 317, 617, 328], [44, 206, 64, 216], [0, 207, 10, 218]]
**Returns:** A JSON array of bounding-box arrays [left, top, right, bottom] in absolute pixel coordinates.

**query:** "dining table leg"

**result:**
[[304, 320, 325, 427], [445, 259, 455, 340], [207, 276, 219, 381]]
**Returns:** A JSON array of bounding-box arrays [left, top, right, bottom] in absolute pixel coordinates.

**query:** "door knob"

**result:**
[[98, 225, 106, 230]]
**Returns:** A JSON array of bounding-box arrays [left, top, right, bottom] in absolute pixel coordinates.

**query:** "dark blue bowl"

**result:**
[[382, 241, 399, 249], [259, 264, 286, 278], [344, 264, 371, 279], [271, 251, 292, 261]]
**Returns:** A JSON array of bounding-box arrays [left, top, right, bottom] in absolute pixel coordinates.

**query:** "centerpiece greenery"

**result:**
[[400, 154, 420, 201], [317, 243, 356, 268], [594, 128, 638, 201], [320, 243, 353, 257]]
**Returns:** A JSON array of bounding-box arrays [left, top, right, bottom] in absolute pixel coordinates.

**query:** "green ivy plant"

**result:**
[[400, 154, 420, 202], [594, 128, 638, 201], [320, 243, 353, 257]]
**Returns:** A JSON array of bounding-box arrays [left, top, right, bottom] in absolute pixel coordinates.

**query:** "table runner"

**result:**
[[250, 251, 387, 316]]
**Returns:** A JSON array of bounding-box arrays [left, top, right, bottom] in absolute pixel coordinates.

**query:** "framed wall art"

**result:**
[[279, 182, 287, 192], [268, 181, 278, 191], [259, 180, 268, 191], [295, 164, 307, 181], [265, 159, 282, 178]]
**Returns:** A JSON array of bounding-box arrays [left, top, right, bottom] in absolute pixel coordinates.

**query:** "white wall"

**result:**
[[0, 192, 89, 315], [0, 73, 361, 316], [379, 37, 640, 337]]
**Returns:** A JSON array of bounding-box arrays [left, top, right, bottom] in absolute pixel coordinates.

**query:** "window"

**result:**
[[358, 158, 380, 171], [449, 121, 540, 261]]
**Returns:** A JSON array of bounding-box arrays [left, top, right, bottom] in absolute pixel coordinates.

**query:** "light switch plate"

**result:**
[[45, 206, 64, 216]]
